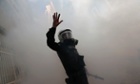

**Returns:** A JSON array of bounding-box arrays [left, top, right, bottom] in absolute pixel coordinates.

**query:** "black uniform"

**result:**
[[46, 27, 89, 84]]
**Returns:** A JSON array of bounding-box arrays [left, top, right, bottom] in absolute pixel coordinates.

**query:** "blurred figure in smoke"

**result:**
[[46, 12, 89, 84]]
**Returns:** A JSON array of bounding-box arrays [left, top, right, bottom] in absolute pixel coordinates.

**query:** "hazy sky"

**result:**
[[1, 0, 140, 84]]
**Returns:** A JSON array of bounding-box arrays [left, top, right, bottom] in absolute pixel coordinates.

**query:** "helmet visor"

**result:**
[[61, 31, 72, 40]]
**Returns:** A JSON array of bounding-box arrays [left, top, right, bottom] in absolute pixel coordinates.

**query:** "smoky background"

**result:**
[[0, 0, 140, 84]]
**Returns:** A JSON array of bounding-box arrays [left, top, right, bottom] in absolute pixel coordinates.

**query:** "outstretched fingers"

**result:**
[[53, 12, 57, 20], [53, 13, 55, 20], [58, 20, 63, 25], [52, 12, 63, 27], [57, 14, 60, 20]]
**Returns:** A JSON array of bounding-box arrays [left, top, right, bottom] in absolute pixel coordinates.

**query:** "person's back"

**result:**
[[46, 12, 89, 84]]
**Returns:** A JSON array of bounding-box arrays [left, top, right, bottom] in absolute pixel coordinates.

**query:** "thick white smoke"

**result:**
[[1, 0, 140, 84]]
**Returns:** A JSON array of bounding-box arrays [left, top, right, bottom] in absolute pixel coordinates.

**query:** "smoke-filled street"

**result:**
[[0, 0, 140, 84]]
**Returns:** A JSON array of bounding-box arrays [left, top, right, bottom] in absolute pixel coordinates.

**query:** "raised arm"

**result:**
[[46, 12, 63, 51]]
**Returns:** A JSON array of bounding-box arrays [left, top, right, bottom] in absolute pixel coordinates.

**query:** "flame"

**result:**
[[45, 1, 56, 15]]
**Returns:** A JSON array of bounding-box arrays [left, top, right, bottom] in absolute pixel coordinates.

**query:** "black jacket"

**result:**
[[46, 27, 85, 76]]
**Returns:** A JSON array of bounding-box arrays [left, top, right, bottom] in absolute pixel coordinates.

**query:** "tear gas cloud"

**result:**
[[0, 0, 140, 84]]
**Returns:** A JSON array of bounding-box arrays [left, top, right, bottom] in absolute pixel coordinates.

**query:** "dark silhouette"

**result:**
[[46, 12, 89, 84]]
